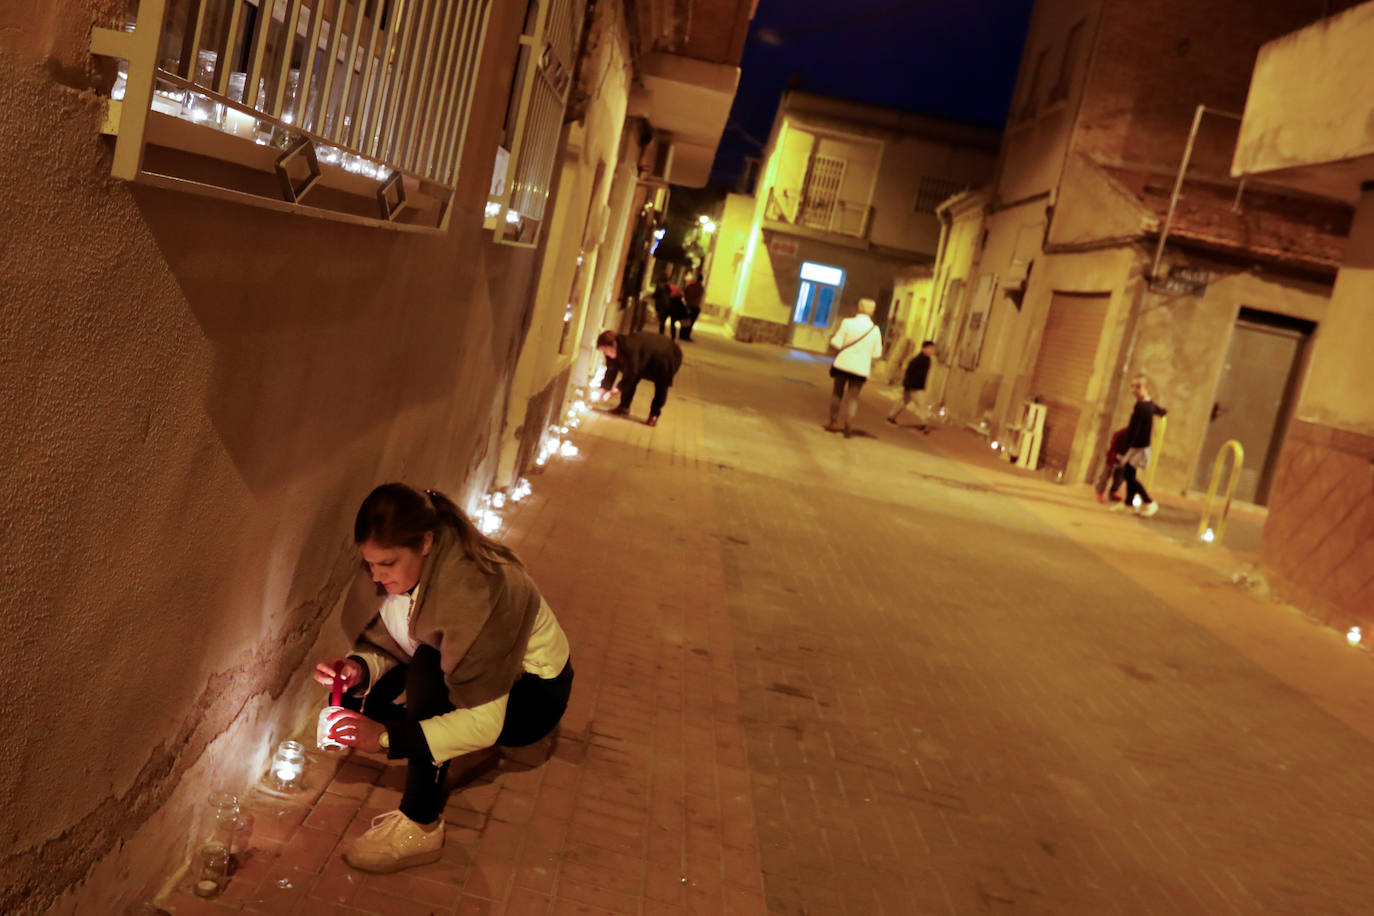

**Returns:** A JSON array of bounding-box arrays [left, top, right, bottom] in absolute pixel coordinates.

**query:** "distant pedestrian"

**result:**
[[653, 284, 676, 337], [597, 329, 683, 427], [1111, 375, 1167, 517], [681, 274, 705, 341], [1094, 427, 1129, 503], [825, 298, 884, 439], [887, 339, 936, 432]]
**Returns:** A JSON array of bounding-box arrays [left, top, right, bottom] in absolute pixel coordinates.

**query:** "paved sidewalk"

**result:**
[[164, 320, 1374, 915]]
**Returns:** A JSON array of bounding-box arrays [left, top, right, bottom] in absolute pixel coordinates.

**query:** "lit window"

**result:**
[[794, 262, 844, 327], [799, 261, 844, 286]]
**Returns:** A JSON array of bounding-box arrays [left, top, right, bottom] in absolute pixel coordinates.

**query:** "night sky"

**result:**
[[710, 0, 1037, 187]]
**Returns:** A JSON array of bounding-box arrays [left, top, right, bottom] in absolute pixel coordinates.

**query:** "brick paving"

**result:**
[[166, 321, 1374, 915]]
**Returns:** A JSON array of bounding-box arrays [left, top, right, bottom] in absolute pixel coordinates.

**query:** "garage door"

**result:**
[[1030, 292, 1110, 471]]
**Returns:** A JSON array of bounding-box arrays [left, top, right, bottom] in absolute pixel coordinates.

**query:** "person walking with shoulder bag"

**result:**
[[825, 298, 884, 439]]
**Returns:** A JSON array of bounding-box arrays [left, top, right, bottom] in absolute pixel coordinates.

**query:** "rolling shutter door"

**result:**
[[1030, 292, 1109, 470]]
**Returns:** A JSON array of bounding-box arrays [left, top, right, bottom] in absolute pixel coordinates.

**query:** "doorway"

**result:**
[[791, 260, 845, 352], [1029, 291, 1111, 473], [1193, 308, 1314, 505]]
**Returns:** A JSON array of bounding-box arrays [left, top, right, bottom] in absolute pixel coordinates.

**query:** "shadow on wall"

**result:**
[[133, 185, 537, 493]]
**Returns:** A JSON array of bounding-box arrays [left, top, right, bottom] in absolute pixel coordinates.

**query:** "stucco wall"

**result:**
[[0, 2, 538, 910], [1121, 259, 1331, 496], [1234, 2, 1374, 179], [733, 231, 917, 352], [707, 193, 756, 314], [498, 0, 634, 484]]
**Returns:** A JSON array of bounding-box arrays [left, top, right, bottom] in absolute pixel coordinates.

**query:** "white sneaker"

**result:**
[[1108, 502, 1127, 512], [1138, 501, 1159, 518], [343, 810, 443, 873]]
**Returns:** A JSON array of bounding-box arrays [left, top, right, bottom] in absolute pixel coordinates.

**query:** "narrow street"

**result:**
[[167, 322, 1374, 915]]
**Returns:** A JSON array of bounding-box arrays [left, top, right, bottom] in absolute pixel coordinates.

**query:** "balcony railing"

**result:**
[[765, 187, 871, 239], [93, 0, 493, 231]]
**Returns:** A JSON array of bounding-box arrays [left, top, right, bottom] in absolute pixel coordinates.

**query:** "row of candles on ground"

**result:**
[[195, 385, 603, 896], [472, 390, 593, 536]]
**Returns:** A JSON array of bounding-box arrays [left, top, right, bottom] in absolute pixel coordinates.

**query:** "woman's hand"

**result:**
[[313, 657, 363, 690], [324, 708, 386, 753]]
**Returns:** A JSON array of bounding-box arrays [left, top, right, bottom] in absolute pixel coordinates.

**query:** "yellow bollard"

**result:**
[[1197, 440, 1244, 545], [1141, 415, 1168, 492]]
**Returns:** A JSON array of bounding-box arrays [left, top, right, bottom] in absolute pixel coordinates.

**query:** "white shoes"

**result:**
[[343, 810, 443, 873], [1136, 501, 1159, 518]]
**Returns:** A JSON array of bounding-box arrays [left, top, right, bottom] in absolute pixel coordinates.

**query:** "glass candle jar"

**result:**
[[205, 791, 240, 849], [268, 740, 307, 791]]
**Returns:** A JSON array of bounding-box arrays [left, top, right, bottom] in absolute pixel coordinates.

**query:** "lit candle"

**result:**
[[268, 740, 306, 790]]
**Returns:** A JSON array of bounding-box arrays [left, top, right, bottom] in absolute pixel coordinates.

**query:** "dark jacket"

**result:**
[[1124, 400, 1167, 449], [602, 332, 683, 390], [903, 352, 932, 390], [683, 280, 705, 310]]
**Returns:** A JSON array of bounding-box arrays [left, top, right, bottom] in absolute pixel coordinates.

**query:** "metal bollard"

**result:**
[[1197, 439, 1244, 545]]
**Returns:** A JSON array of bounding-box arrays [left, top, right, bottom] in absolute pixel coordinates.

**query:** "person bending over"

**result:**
[[596, 329, 683, 427], [318, 484, 573, 873]]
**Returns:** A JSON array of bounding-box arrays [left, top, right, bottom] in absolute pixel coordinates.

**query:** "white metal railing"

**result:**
[[487, 0, 584, 246], [764, 187, 870, 239], [94, 0, 492, 230]]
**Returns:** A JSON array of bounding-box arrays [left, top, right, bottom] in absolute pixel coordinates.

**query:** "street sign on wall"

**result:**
[[1149, 265, 1209, 296], [769, 238, 799, 258]]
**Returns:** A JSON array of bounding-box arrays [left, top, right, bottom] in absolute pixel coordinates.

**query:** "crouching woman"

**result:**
[[316, 483, 572, 873]]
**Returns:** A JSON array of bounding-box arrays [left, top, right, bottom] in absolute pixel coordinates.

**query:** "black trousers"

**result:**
[[350, 648, 574, 823], [620, 377, 670, 418], [1122, 463, 1152, 506]]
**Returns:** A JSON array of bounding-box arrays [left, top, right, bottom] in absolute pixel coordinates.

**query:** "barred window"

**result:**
[[95, 0, 493, 231], [485, 0, 586, 247], [914, 175, 966, 214]]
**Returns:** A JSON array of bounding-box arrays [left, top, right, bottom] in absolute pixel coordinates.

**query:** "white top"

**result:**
[[830, 314, 884, 378], [379, 591, 421, 657], [356, 593, 571, 764]]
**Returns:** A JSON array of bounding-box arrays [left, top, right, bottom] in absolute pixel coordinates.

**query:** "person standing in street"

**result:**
[[652, 283, 676, 337], [887, 339, 936, 432], [681, 273, 705, 341], [597, 329, 683, 427], [825, 298, 884, 439], [1094, 426, 1129, 503], [1112, 375, 1168, 516]]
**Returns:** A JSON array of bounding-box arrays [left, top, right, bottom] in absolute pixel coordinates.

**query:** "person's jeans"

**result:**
[[829, 370, 865, 430], [619, 378, 671, 418], [887, 387, 929, 423], [350, 646, 453, 824], [1122, 463, 1152, 506]]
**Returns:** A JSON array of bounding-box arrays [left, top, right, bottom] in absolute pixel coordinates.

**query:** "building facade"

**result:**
[[0, 0, 750, 910], [1231, 0, 1374, 634], [715, 91, 998, 353], [931, 0, 1355, 497]]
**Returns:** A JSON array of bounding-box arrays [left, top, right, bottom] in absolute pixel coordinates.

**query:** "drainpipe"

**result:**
[[1149, 104, 1243, 282]]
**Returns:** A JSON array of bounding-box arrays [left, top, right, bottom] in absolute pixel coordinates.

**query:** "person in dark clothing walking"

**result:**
[[887, 340, 936, 431], [1112, 375, 1167, 517], [596, 329, 683, 426], [652, 284, 674, 337], [1094, 427, 1129, 503], [681, 274, 705, 341]]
